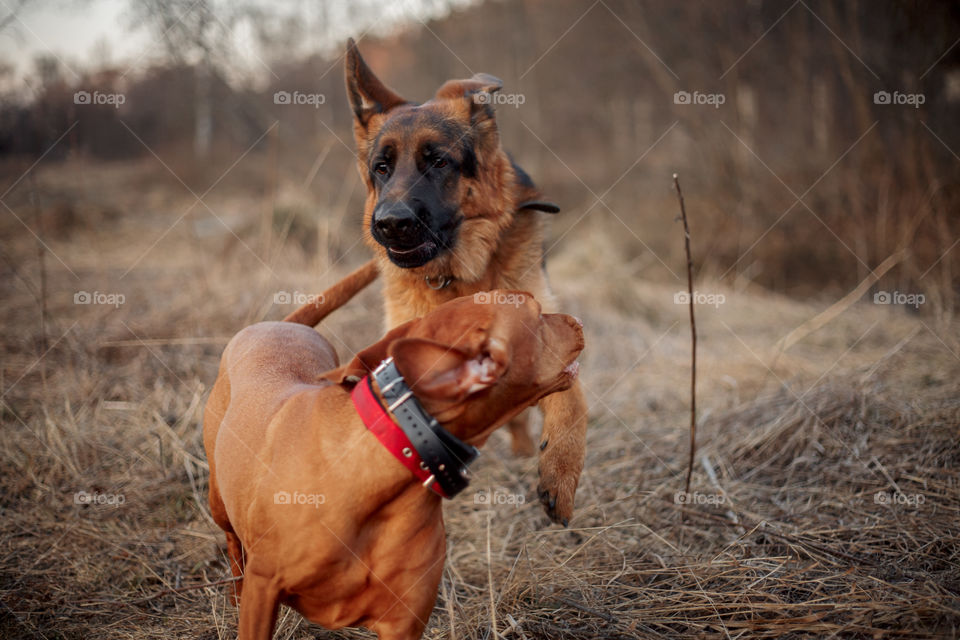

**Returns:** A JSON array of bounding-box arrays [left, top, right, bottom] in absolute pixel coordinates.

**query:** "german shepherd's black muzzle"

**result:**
[[371, 197, 459, 269]]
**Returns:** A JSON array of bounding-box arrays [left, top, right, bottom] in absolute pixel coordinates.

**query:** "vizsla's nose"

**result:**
[[374, 202, 420, 246]]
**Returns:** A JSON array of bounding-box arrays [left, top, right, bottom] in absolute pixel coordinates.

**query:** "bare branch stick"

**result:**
[[673, 174, 697, 496], [774, 249, 906, 354]]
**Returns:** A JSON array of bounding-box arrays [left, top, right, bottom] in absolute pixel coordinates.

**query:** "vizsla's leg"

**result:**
[[370, 553, 442, 640], [369, 586, 436, 640], [536, 381, 588, 525], [506, 410, 536, 457], [237, 570, 280, 640], [371, 620, 428, 640], [225, 531, 245, 605], [208, 471, 245, 605]]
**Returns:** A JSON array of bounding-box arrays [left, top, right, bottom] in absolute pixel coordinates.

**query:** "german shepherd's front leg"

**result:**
[[506, 412, 537, 457], [536, 381, 587, 525]]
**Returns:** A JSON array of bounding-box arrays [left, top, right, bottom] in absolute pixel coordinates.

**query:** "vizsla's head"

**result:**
[[391, 291, 583, 443], [325, 291, 583, 444]]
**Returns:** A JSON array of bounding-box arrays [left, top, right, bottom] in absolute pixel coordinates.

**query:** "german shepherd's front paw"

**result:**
[[536, 444, 580, 525], [535, 385, 587, 525]]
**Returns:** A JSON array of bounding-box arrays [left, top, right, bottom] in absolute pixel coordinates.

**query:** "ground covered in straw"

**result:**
[[2, 159, 958, 638]]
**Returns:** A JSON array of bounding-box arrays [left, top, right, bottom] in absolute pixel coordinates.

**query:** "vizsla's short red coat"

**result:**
[[204, 291, 583, 639]]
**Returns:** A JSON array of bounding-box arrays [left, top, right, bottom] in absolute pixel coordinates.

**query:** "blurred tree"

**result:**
[[131, 0, 235, 158]]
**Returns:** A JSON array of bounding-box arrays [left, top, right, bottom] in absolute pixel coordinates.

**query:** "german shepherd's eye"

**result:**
[[431, 156, 447, 169], [373, 161, 390, 176]]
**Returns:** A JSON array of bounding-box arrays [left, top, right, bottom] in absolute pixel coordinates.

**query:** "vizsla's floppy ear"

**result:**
[[389, 338, 503, 402], [344, 38, 408, 130], [317, 320, 416, 385]]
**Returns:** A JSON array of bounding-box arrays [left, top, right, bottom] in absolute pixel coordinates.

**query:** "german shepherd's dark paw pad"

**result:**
[[537, 459, 578, 525]]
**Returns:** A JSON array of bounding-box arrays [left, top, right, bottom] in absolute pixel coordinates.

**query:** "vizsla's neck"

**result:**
[[344, 405, 445, 521]]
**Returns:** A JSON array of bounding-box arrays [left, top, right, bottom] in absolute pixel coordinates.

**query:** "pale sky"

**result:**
[[0, 0, 149, 82], [0, 0, 479, 89]]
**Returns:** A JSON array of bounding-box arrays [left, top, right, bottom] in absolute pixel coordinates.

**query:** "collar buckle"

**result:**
[[351, 359, 479, 499]]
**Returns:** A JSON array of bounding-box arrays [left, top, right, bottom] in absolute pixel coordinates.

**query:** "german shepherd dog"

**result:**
[[292, 39, 587, 525]]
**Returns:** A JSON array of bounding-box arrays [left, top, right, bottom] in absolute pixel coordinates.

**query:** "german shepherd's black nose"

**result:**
[[373, 202, 422, 247]]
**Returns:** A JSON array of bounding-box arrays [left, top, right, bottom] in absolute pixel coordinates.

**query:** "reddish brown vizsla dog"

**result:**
[[204, 291, 583, 639]]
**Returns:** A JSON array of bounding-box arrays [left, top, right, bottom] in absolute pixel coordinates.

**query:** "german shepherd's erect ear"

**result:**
[[344, 38, 408, 138], [433, 73, 504, 159], [433, 73, 503, 102]]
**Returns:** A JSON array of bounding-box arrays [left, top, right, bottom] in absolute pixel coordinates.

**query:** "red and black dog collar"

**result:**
[[351, 358, 478, 498]]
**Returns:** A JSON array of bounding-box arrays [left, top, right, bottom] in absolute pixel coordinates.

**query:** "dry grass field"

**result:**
[[1, 154, 957, 639]]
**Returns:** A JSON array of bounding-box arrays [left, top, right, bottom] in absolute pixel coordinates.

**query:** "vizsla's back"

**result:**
[[204, 322, 340, 469]]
